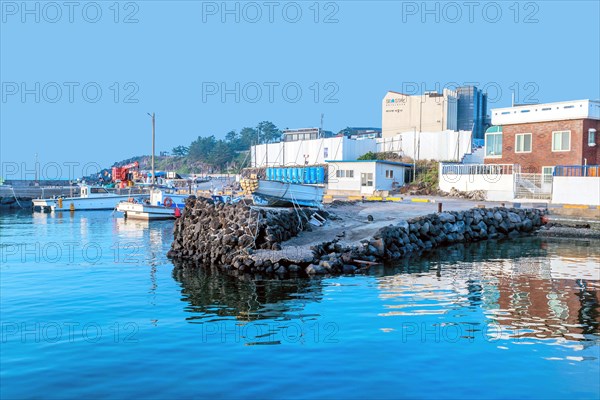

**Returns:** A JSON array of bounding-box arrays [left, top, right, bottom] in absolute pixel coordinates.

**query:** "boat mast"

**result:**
[[148, 112, 156, 185]]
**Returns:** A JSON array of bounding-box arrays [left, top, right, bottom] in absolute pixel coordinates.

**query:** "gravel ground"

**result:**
[[536, 225, 600, 239]]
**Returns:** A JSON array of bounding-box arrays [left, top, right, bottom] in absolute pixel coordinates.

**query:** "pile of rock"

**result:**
[[167, 196, 319, 267], [168, 198, 546, 277], [306, 207, 544, 275], [446, 188, 487, 201]]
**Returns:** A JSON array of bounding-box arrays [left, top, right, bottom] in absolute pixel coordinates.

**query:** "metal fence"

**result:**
[[440, 163, 516, 176], [553, 165, 600, 177], [514, 173, 551, 200]]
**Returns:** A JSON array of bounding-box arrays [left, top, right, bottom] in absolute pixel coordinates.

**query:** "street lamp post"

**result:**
[[147, 112, 155, 185]]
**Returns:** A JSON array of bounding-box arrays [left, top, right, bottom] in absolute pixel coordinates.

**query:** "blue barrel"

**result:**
[[266, 168, 273, 181], [281, 168, 287, 182], [316, 167, 325, 183], [308, 167, 315, 184], [274, 168, 281, 182], [289, 168, 295, 183]]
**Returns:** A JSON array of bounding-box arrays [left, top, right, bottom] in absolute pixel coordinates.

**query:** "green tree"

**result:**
[[357, 151, 377, 160], [225, 130, 238, 143], [257, 121, 281, 143], [238, 127, 258, 149], [208, 140, 235, 168], [188, 135, 217, 161], [171, 145, 189, 157]]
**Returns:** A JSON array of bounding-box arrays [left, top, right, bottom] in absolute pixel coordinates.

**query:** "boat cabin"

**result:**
[[80, 186, 111, 197]]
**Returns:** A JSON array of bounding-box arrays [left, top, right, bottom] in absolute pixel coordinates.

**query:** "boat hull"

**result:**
[[252, 181, 323, 207], [116, 202, 178, 220], [34, 194, 147, 211]]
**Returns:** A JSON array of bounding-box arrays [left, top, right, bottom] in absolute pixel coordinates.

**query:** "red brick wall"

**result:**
[[484, 119, 600, 173], [582, 119, 600, 165]]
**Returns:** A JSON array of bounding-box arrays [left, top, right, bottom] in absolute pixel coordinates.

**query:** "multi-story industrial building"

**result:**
[[456, 86, 489, 139], [382, 89, 458, 137], [382, 85, 489, 139]]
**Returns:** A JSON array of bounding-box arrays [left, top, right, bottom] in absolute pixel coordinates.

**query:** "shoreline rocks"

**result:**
[[168, 197, 547, 277]]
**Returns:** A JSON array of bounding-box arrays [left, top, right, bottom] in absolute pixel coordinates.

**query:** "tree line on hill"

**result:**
[[170, 121, 281, 172]]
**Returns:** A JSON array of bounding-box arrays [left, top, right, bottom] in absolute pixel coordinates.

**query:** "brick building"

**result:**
[[484, 99, 600, 176]]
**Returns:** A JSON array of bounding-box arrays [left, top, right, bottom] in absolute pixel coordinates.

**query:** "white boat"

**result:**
[[116, 189, 188, 220], [33, 185, 147, 212], [250, 180, 324, 207]]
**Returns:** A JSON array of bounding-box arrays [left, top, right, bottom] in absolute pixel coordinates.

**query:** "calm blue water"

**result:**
[[1, 211, 599, 399]]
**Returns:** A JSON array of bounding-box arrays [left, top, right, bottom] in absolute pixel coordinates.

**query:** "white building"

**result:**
[[325, 160, 411, 196], [490, 99, 600, 125], [377, 130, 475, 162], [251, 136, 376, 168], [382, 90, 458, 137]]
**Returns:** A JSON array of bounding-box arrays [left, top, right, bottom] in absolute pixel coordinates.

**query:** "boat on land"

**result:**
[[242, 179, 324, 208], [33, 184, 147, 212], [116, 189, 188, 220]]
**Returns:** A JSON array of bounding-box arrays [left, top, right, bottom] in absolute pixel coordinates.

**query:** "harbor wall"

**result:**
[[552, 177, 600, 206], [168, 199, 546, 276]]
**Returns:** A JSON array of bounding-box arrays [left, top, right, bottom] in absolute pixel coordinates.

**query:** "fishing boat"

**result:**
[[116, 188, 188, 220], [32, 184, 147, 212], [241, 179, 324, 207]]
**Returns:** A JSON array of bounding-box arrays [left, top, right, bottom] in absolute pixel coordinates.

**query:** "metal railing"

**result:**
[[440, 163, 516, 176], [553, 165, 600, 177], [514, 173, 551, 199]]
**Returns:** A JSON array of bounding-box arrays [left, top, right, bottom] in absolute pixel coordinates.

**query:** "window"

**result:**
[[485, 133, 502, 157], [361, 173, 373, 187], [335, 170, 354, 178], [552, 131, 570, 152], [589, 129, 597, 146], [542, 107, 551, 111], [323, 147, 329, 158], [515, 133, 532, 153], [542, 166, 554, 184], [385, 170, 394, 179]]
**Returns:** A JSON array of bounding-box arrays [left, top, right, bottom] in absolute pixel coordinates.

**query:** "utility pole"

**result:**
[[148, 112, 155, 185], [320, 113, 324, 137], [412, 126, 417, 182], [34, 153, 39, 185]]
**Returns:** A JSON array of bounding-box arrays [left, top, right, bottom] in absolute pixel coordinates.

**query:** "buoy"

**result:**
[[174, 208, 181, 218], [163, 197, 173, 207]]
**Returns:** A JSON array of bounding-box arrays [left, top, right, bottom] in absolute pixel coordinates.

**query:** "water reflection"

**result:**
[[378, 238, 600, 346], [172, 262, 324, 323]]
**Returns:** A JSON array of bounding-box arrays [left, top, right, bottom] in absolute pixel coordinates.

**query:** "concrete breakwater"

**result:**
[[168, 197, 546, 276]]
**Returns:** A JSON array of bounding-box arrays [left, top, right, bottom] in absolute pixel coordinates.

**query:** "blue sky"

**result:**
[[1, 0, 599, 177]]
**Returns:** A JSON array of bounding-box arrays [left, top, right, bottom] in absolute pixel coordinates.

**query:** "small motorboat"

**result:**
[[116, 188, 188, 220], [241, 179, 324, 208], [33, 184, 147, 212]]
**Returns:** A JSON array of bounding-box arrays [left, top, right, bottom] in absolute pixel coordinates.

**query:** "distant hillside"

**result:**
[[112, 155, 224, 175]]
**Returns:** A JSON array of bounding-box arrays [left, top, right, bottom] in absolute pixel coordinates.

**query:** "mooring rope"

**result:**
[[10, 187, 25, 209]]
